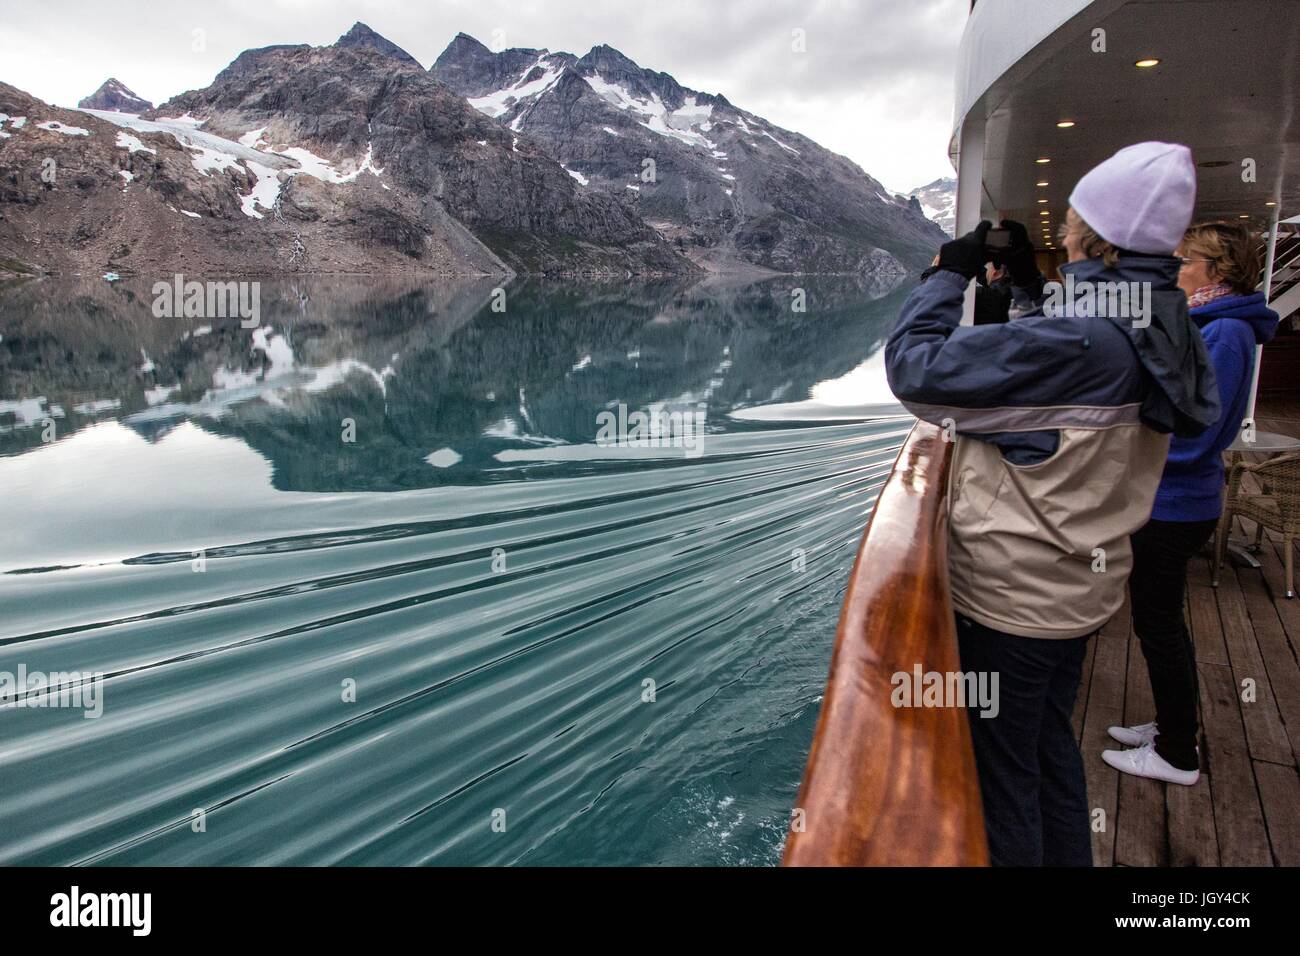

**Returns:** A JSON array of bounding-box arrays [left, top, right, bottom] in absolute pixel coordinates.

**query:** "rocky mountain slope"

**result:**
[[431, 32, 947, 275], [2, 22, 943, 279], [78, 78, 153, 113], [0, 29, 692, 277], [149, 34, 690, 276], [0, 79, 494, 277]]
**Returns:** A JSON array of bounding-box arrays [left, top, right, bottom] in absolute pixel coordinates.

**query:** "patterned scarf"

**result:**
[[1187, 282, 1234, 310]]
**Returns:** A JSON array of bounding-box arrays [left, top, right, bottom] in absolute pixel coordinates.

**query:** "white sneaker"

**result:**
[[1107, 721, 1158, 747], [1102, 742, 1200, 786]]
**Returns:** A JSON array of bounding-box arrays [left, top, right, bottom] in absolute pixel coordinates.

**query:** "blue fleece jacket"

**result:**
[[1150, 291, 1279, 522]]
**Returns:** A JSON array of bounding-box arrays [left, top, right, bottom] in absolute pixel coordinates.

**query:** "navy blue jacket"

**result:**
[[1152, 291, 1279, 521], [886, 257, 1221, 464]]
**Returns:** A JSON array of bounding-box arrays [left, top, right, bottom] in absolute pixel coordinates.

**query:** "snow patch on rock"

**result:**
[[582, 78, 715, 149], [469, 55, 565, 118], [115, 130, 156, 154], [37, 120, 90, 136]]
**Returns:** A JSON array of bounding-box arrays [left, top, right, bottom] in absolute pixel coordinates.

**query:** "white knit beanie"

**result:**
[[1068, 142, 1197, 255]]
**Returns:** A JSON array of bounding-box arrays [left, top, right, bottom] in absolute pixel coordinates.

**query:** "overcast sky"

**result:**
[[0, 0, 967, 192]]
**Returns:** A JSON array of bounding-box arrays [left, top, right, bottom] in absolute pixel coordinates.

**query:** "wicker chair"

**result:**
[[1213, 452, 1300, 598]]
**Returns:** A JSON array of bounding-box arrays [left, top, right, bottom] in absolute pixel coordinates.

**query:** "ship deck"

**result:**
[[1073, 395, 1300, 866]]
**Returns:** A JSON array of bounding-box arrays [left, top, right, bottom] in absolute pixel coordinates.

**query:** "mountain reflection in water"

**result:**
[[0, 274, 913, 865]]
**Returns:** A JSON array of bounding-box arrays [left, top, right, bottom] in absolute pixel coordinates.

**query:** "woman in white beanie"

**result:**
[[886, 142, 1219, 866]]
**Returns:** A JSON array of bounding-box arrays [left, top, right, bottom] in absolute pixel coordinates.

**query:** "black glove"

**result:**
[[936, 220, 992, 281], [996, 219, 1040, 288]]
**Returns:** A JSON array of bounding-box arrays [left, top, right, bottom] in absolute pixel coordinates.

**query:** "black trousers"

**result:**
[[956, 614, 1093, 867], [1128, 517, 1217, 771]]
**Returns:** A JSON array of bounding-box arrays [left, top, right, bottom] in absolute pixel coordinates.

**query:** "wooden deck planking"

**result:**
[[1254, 761, 1300, 867], [1199, 661, 1274, 865], [1214, 561, 1294, 764], [1225, 548, 1300, 767]]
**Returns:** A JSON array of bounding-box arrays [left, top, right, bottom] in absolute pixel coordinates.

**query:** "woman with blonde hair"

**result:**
[[1104, 220, 1279, 785]]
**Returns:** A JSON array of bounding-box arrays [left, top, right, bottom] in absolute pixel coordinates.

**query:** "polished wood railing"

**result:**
[[782, 421, 989, 866]]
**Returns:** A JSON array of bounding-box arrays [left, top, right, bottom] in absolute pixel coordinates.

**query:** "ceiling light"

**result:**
[[1265, 201, 1277, 207], [1135, 58, 1161, 68], [1036, 158, 1051, 165], [1037, 198, 1049, 204], [1040, 210, 1051, 216], [1037, 181, 1050, 187], [1056, 121, 1076, 129]]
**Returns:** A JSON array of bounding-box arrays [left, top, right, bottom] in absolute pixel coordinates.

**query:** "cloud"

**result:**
[[0, 0, 967, 190]]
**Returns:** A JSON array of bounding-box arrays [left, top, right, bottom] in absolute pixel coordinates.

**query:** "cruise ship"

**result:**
[[785, 0, 1300, 867]]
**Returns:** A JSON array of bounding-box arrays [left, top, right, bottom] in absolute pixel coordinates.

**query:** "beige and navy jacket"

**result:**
[[885, 256, 1219, 639]]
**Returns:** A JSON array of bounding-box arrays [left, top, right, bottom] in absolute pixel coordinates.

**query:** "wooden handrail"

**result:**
[[782, 421, 989, 866]]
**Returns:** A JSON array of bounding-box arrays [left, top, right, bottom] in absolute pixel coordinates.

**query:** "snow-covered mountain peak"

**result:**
[[429, 33, 946, 275], [908, 177, 956, 236]]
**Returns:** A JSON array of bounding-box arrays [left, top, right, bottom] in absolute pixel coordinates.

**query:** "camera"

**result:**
[[985, 227, 1012, 257]]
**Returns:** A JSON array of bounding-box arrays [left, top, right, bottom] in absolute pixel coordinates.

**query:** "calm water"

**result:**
[[0, 274, 913, 865]]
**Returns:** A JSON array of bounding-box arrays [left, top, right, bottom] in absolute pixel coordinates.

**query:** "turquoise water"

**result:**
[[0, 275, 912, 865]]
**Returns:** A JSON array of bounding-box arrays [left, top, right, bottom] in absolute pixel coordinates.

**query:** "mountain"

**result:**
[[1, 79, 466, 277], [3, 22, 941, 279], [0, 28, 692, 277], [78, 78, 153, 113], [431, 33, 947, 276], [333, 21, 422, 68], [908, 176, 955, 237]]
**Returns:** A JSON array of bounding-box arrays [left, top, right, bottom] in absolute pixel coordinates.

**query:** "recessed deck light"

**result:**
[[1037, 181, 1050, 187], [1037, 198, 1049, 203], [1135, 58, 1161, 68], [1040, 210, 1051, 216], [1056, 121, 1076, 128], [1036, 158, 1051, 164], [1265, 201, 1277, 207]]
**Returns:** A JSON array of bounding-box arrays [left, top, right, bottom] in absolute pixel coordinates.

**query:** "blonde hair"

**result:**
[[1059, 212, 1120, 267], [1181, 221, 1263, 294]]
